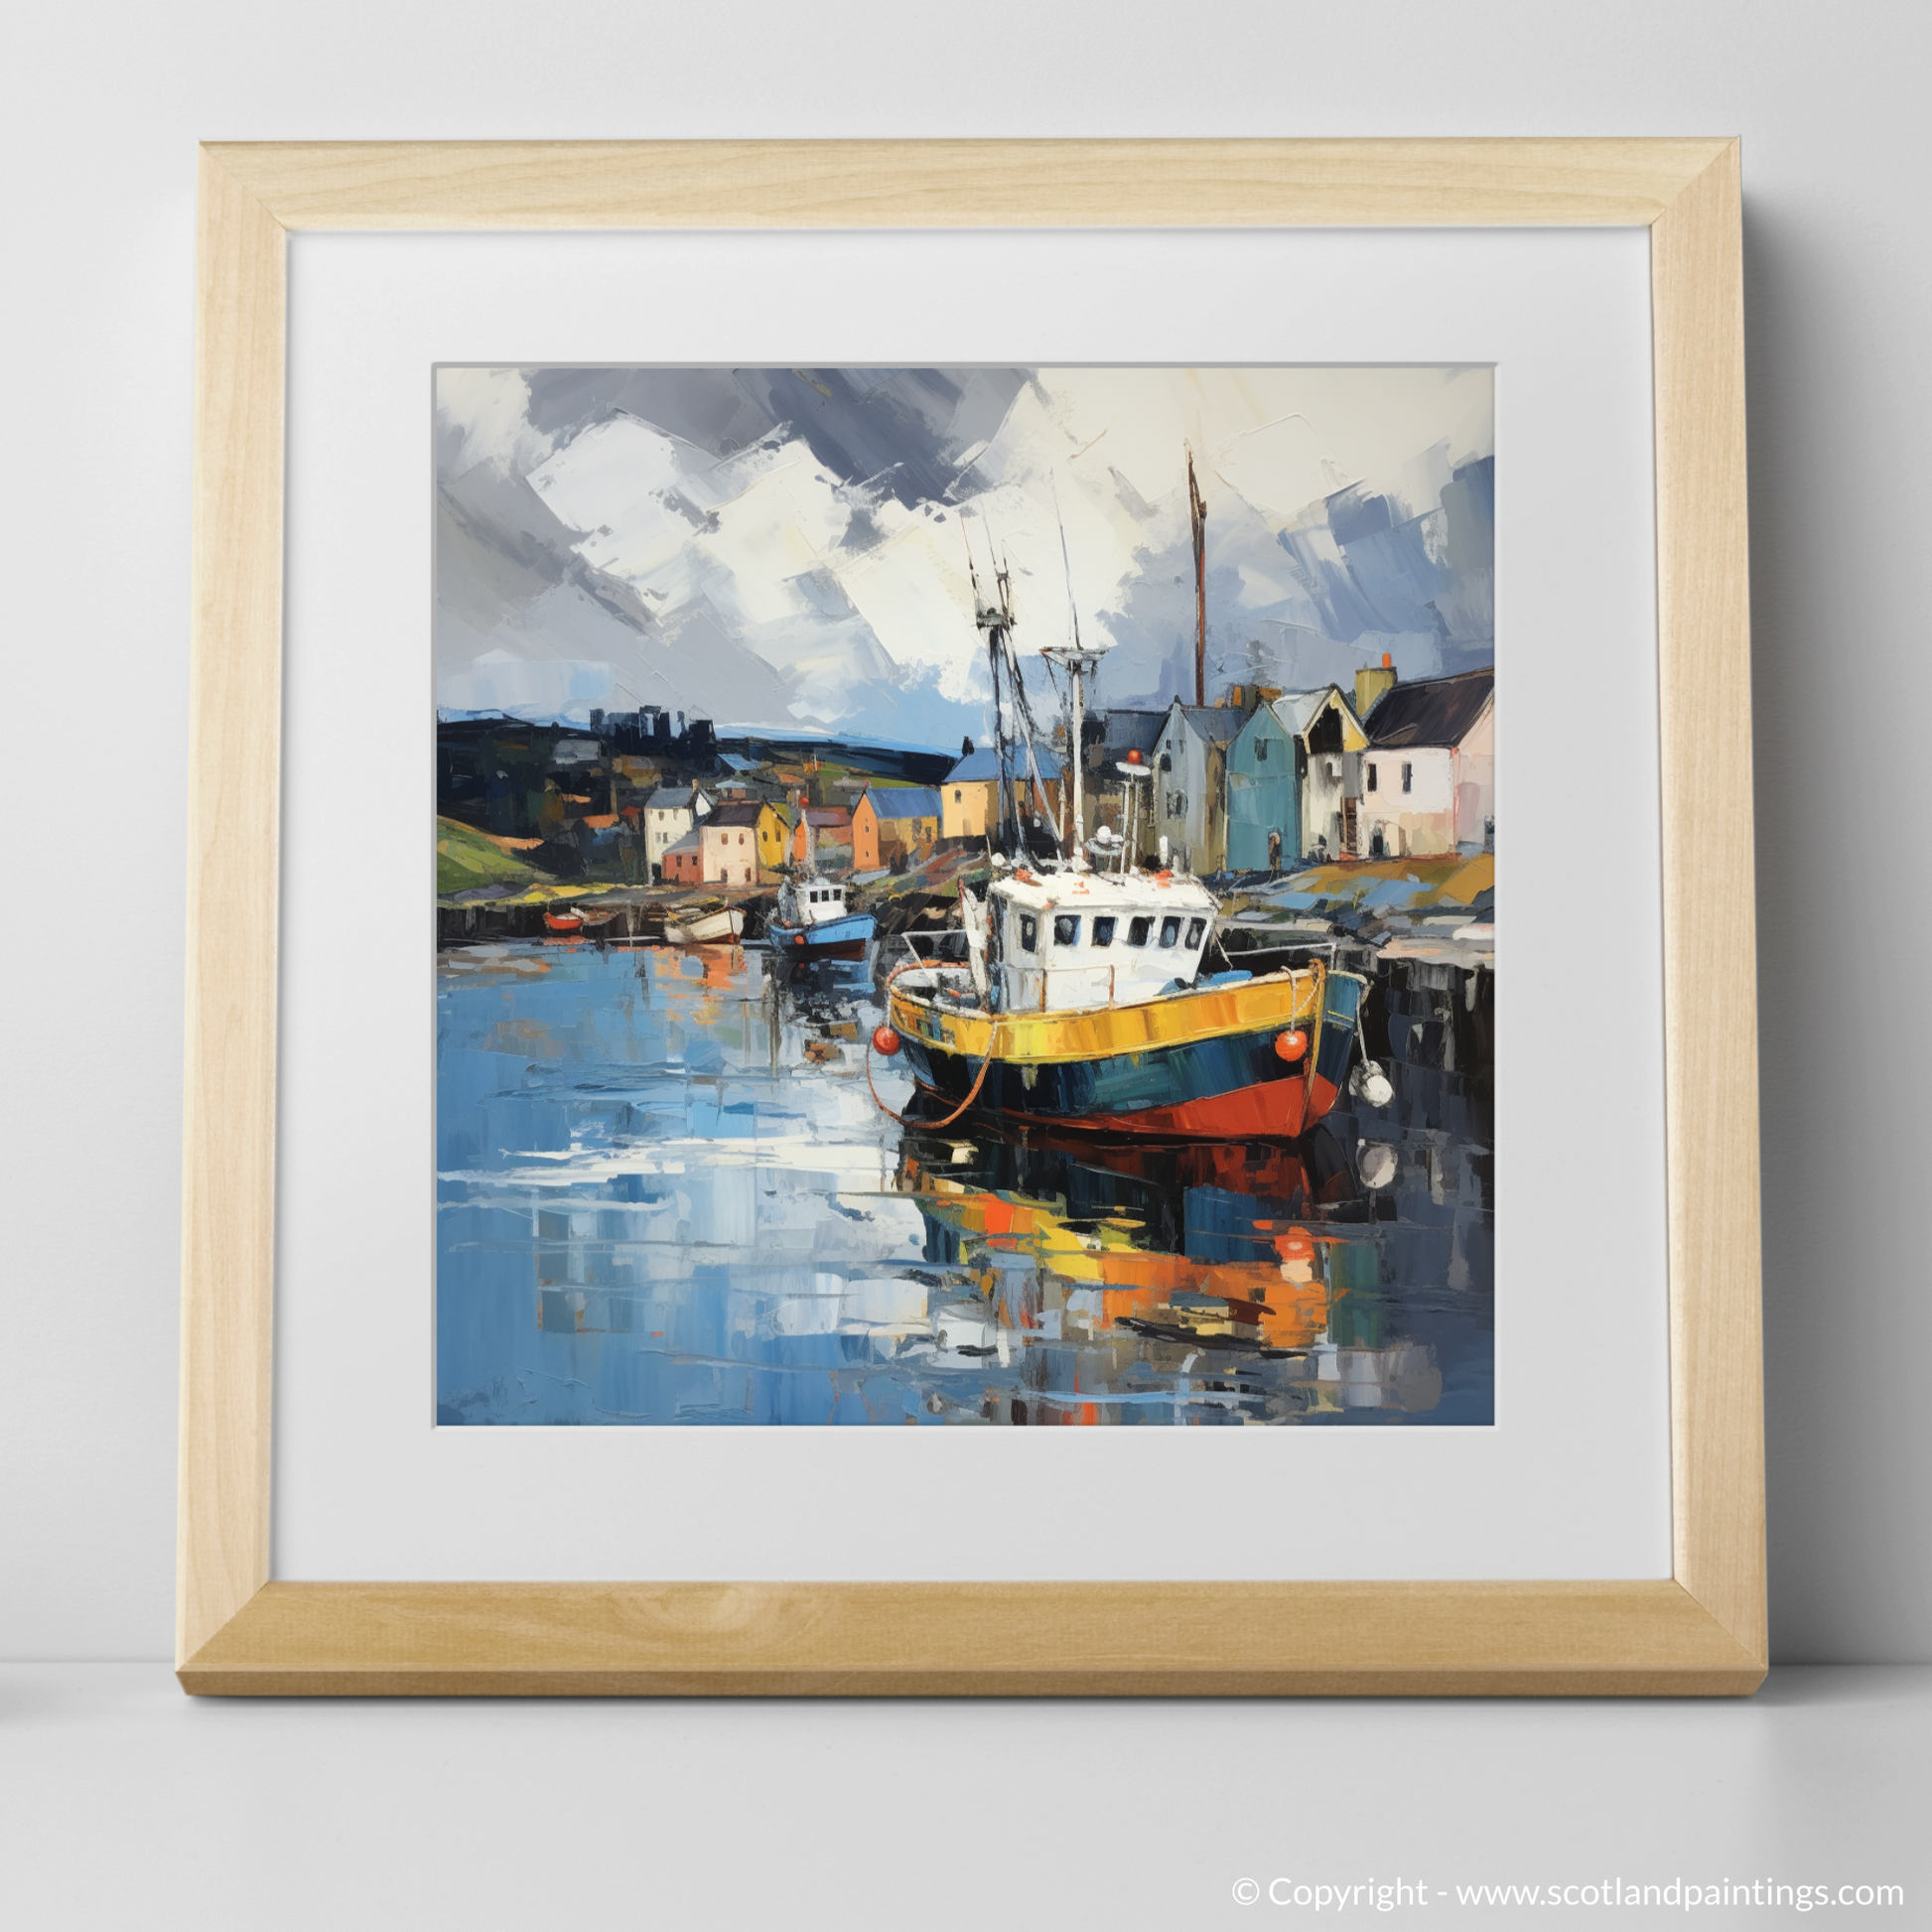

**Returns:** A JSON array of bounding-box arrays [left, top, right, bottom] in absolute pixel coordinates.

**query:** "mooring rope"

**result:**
[[865, 1029, 995, 1130]]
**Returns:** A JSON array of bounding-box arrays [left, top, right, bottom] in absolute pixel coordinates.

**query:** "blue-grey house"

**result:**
[[1149, 701, 1248, 875], [1225, 686, 1369, 872]]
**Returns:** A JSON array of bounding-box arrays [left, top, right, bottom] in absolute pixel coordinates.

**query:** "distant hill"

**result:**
[[720, 732, 955, 784]]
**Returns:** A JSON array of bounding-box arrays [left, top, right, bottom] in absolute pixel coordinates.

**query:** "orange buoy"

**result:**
[[792, 933, 806, 946], [1126, 748, 1143, 764], [872, 1027, 901, 1056], [1274, 1029, 1308, 1062]]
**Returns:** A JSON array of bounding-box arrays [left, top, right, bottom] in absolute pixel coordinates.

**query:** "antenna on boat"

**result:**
[[1042, 479, 1107, 873]]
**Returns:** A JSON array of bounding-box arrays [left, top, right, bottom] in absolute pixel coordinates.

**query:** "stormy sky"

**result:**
[[435, 364, 1494, 747]]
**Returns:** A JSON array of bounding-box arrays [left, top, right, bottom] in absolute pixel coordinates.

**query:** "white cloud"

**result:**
[[440, 366, 1494, 741], [436, 368, 556, 478]]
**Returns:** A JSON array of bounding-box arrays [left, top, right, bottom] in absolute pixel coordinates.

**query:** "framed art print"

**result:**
[[180, 140, 1765, 1694]]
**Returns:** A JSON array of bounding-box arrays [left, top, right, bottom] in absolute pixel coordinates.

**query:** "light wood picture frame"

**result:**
[[180, 138, 1762, 1696]]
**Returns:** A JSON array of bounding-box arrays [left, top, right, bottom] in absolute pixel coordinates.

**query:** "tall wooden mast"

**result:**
[[1187, 449, 1207, 707]]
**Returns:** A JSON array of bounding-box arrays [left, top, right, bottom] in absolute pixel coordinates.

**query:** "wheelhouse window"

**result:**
[[1018, 913, 1038, 953], [1091, 915, 1117, 947], [1127, 915, 1152, 947], [1184, 917, 1205, 948], [1367, 762, 1379, 792], [1256, 739, 1268, 762], [1052, 914, 1080, 946], [1159, 915, 1180, 948], [1401, 761, 1413, 793]]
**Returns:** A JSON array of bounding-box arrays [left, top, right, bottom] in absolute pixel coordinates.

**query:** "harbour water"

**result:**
[[436, 938, 1493, 1426]]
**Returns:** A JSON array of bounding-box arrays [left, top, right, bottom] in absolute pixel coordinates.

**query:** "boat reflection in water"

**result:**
[[892, 1109, 1444, 1425], [434, 940, 1482, 1427]]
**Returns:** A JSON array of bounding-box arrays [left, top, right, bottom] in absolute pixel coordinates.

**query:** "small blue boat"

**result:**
[[768, 876, 875, 960]]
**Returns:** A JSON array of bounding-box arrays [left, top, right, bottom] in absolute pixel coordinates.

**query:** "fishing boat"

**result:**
[[542, 908, 584, 934], [767, 869, 875, 961], [869, 492, 1369, 1141], [879, 868, 1363, 1138], [663, 907, 745, 946]]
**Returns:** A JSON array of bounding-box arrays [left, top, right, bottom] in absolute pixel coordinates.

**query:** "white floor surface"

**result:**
[[2, 1665, 1926, 1928]]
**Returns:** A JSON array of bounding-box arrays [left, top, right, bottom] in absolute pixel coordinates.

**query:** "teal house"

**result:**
[[1225, 686, 1369, 871]]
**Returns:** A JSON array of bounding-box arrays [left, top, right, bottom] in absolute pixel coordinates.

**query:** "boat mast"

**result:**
[[971, 548, 1023, 854], [970, 521, 1057, 861], [964, 523, 1012, 855]]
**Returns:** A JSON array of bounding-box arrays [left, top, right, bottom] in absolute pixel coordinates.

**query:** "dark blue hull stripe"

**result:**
[[900, 1027, 1298, 1119]]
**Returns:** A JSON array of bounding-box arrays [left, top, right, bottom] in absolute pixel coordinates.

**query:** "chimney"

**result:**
[[1355, 650, 1397, 724]]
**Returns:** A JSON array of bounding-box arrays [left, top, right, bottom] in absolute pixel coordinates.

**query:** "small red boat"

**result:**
[[543, 909, 584, 934]]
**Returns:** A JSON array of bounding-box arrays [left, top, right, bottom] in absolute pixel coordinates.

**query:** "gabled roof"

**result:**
[[662, 828, 702, 854], [1269, 685, 1366, 745], [947, 746, 1063, 783], [801, 805, 853, 830], [1165, 702, 1247, 747], [863, 785, 943, 822], [647, 785, 698, 810], [705, 801, 763, 829], [718, 752, 762, 773], [1365, 669, 1494, 750]]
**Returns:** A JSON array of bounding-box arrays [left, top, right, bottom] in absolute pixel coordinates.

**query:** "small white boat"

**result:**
[[663, 907, 746, 946]]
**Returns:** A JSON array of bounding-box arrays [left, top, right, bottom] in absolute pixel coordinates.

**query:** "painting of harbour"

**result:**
[[436, 366, 1494, 1427]]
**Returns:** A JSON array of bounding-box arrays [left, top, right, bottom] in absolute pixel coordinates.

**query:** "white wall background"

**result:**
[[3, 0, 1928, 1664]]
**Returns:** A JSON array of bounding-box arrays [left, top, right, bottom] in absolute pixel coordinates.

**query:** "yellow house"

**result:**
[[941, 747, 1062, 842], [853, 786, 941, 870], [755, 800, 794, 872]]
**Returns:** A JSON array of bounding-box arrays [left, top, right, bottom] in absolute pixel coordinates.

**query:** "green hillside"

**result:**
[[437, 816, 542, 897]]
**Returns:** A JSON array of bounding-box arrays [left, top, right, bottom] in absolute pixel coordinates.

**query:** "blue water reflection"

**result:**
[[436, 940, 1493, 1426]]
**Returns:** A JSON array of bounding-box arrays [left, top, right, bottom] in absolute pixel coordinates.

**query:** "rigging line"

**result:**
[[1052, 474, 1083, 653], [1005, 641, 1056, 843]]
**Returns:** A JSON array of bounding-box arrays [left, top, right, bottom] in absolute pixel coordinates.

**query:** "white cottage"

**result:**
[[697, 800, 761, 886], [642, 784, 712, 880], [1358, 669, 1494, 858]]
